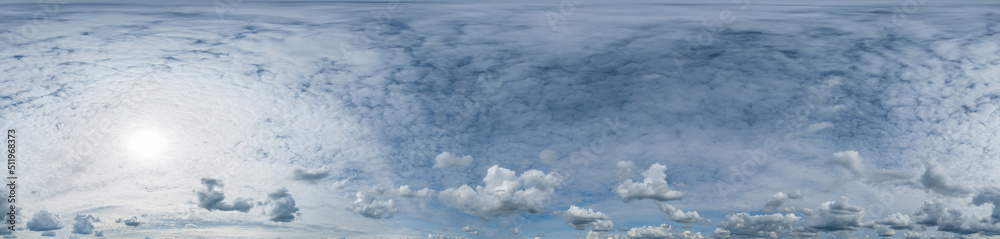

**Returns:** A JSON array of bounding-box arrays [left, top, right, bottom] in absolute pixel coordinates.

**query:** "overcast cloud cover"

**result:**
[[2, 0, 1000, 238]]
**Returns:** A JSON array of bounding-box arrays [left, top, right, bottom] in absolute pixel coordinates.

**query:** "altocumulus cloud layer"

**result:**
[[2, 0, 1000, 237]]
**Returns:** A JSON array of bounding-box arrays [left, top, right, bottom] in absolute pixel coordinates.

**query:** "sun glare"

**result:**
[[128, 129, 167, 158]]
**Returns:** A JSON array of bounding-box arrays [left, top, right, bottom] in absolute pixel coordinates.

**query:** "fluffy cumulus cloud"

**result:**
[[27, 210, 62, 231], [267, 188, 300, 222], [433, 152, 473, 169], [195, 178, 254, 212], [614, 164, 684, 202], [351, 191, 397, 219], [394, 185, 435, 200], [877, 212, 914, 230], [72, 214, 99, 235], [802, 197, 870, 232], [656, 202, 704, 223], [712, 213, 802, 238], [908, 197, 1000, 235], [292, 167, 331, 184], [876, 225, 895, 238], [561, 206, 614, 231], [439, 165, 561, 218], [628, 224, 703, 239]]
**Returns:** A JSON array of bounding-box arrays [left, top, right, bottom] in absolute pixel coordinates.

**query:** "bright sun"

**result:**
[[128, 129, 167, 158]]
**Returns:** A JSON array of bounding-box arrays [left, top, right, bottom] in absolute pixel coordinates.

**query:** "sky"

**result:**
[[1, 0, 1000, 238]]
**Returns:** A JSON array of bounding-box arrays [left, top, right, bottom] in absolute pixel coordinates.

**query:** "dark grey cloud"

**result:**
[[41, 231, 55, 237], [26, 210, 62, 231], [973, 187, 1000, 221], [561, 206, 614, 231], [72, 214, 98, 235], [919, 164, 972, 197], [293, 167, 331, 184], [909, 200, 1000, 235], [117, 217, 141, 227], [267, 188, 300, 222], [802, 197, 870, 232], [195, 178, 254, 212]]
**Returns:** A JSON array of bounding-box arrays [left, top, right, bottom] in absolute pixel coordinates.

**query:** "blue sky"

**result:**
[[2, 0, 1000, 238]]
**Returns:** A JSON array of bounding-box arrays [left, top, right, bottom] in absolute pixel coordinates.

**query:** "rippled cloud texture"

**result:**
[[2, 0, 1000, 238]]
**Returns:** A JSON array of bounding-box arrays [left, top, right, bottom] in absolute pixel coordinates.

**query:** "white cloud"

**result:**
[[616, 160, 636, 179], [657, 202, 704, 223], [806, 122, 833, 133], [614, 164, 685, 202], [540, 149, 558, 163], [27, 210, 63, 231], [460, 226, 477, 235], [351, 191, 397, 219], [562, 205, 614, 231], [433, 152, 473, 168], [628, 224, 703, 239], [877, 212, 914, 230], [876, 225, 895, 238], [802, 197, 870, 232], [712, 213, 802, 238], [439, 165, 561, 218], [394, 185, 435, 200], [828, 150, 864, 177], [330, 178, 350, 190]]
